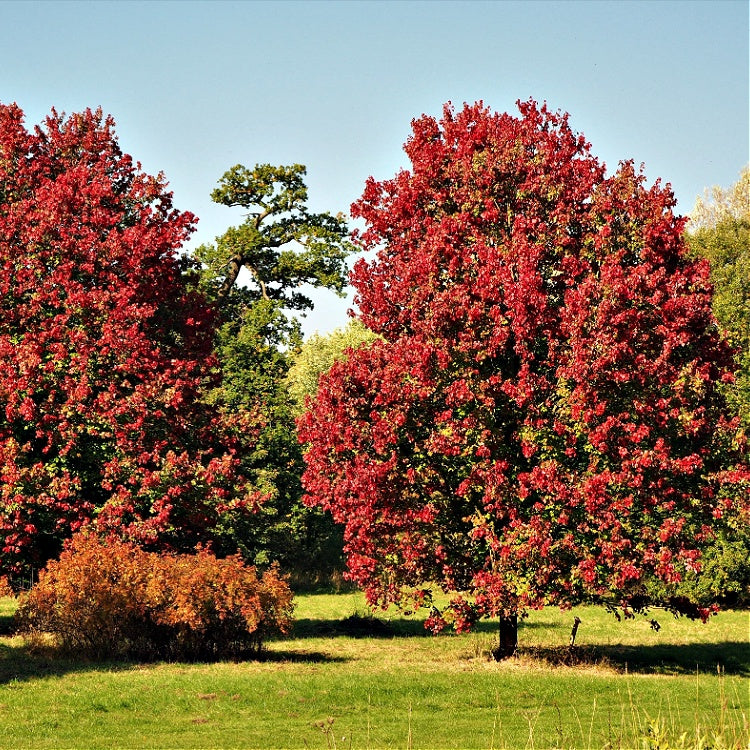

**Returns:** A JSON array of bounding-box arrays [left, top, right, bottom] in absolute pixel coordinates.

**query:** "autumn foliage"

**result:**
[[0, 104, 263, 577], [300, 101, 749, 638], [16, 533, 293, 659]]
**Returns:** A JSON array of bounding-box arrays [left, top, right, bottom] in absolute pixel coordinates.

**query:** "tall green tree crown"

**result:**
[[686, 166, 750, 428], [193, 163, 355, 577]]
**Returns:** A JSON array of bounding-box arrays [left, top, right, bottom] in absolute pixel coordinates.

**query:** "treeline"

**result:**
[[0, 102, 747, 645]]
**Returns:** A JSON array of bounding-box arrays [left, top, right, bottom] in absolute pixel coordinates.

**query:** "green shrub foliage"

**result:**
[[647, 527, 750, 609], [15, 534, 294, 660]]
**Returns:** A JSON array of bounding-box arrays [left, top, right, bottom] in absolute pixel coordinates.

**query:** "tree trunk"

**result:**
[[492, 613, 518, 660], [217, 253, 244, 303]]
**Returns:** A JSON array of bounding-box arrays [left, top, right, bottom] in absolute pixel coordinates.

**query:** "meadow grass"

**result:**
[[0, 593, 746, 749]]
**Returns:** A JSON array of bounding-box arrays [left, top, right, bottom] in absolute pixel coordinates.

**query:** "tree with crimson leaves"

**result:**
[[0, 104, 265, 580], [299, 100, 749, 657]]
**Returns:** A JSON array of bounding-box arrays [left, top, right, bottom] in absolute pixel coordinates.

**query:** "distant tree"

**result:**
[[286, 320, 379, 417], [686, 167, 750, 428], [0, 105, 262, 579], [270, 319, 380, 581], [299, 101, 749, 657], [688, 166, 749, 231], [680, 167, 750, 607], [195, 164, 355, 578], [195, 163, 352, 327]]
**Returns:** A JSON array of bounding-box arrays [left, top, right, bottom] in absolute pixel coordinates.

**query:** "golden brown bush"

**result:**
[[15, 533, 293, 660]]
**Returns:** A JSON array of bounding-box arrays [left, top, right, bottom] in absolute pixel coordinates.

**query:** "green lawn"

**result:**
[[0, 593, 746, 749]]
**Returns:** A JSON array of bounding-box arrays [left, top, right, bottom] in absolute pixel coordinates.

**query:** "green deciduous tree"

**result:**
[[686, 167, 750, 428], [286, 320, 379, 417], [688, 167, 749, 231], [682, 167, 750, 607], [195, 164, 355, 580]]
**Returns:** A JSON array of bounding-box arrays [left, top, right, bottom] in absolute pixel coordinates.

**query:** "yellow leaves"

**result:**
[[688, 166, 750, 232]]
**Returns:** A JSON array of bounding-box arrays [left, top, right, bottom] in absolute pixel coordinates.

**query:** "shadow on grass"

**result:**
[[0, 641, 138, 685], [0, 613, 15, 636], [256, 649, 348, 664], [0, 637, 346, 687], [290, 613, 749, 676], [519, 641, 750, 676], [291, 613, 544, 639], [292, 614, 423, 638]]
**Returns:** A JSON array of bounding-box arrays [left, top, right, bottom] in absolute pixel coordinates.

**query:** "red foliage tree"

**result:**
[[299, 101, 749, 655], [0, 104, 262, 578]]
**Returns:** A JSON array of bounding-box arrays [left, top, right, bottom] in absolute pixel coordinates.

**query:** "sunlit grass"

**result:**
[[0, 594, 746, 748]]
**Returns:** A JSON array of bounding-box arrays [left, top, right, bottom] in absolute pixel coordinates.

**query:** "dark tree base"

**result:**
[[492, 614, 518, 660]]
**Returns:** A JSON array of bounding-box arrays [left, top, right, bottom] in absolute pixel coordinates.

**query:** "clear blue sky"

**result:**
[[1, 0, 748, 335]]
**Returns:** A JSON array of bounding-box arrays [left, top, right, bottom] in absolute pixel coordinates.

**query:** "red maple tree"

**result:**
[[299, 101, 748, 655], [0, 104, 262, 578]]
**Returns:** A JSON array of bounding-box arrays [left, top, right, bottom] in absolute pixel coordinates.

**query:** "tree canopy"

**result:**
[[195, 163, 352, 335], [193, 163, 355, 578], [299, 101, 748, 654], [286, 320, 379, 417], [0, 104, 261, 578], [686, 167, 750, 429]]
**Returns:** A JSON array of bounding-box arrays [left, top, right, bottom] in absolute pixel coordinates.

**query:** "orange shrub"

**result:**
[[0, 576, 15, 598], [15, 534, 294, 660], [150, 548, 294, 659]]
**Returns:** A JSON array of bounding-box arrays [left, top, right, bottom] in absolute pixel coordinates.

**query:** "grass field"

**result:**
[[0, 593, 746, 749]]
